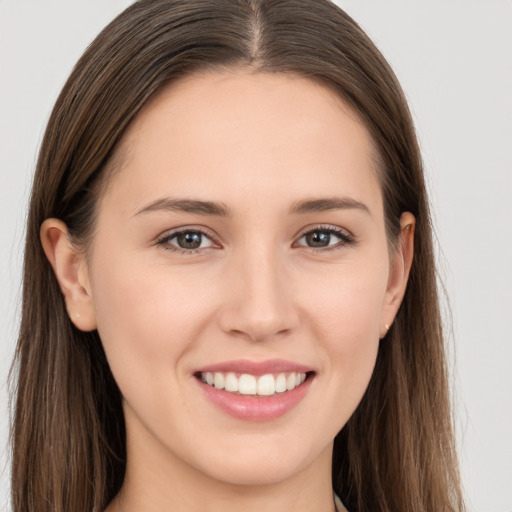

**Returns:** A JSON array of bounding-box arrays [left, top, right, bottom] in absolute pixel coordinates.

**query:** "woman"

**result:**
[[10, 0, 465, 511]]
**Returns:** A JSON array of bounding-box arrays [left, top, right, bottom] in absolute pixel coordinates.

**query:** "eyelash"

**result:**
[[295, 225, 356, 252], [156, 225, 356, 254], [156, 227, 220, 255]]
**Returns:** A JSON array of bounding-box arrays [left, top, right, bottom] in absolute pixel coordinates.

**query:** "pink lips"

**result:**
[[195, 358, 313, 376], [195, 359, 314, 422]]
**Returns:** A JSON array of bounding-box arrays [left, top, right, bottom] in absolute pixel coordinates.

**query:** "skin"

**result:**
[[42, 70, 414, 512]]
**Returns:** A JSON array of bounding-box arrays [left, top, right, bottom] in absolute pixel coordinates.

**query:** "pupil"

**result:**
[[306, 231, 330, 247], [177, 232, 202, 249]]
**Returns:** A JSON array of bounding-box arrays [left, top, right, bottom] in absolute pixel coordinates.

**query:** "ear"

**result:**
[[40, 219, 97, 331], [379, 212, 415, 338]]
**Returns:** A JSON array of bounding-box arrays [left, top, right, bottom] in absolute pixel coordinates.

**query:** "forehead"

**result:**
[[100, 70, 382, 217]]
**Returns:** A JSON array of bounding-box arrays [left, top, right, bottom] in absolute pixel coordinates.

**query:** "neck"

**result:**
[[106, 412, 337, 512], [110, 474, 338, 512]]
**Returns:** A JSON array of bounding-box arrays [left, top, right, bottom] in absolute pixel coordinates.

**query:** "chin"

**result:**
[[199, 459, 305, 487], [187, 436, 330, 487]]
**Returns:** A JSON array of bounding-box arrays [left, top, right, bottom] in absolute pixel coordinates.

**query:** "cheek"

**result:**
[[88, 251, 213, 389], [304, 260, 388, 340], [302, 262, 387, 399]]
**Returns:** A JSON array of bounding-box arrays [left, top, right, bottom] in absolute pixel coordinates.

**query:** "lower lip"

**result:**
[[197, 375, 313, 422]]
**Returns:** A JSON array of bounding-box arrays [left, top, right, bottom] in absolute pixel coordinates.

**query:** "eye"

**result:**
[[295, 226, 355, 250], [157, 229, 217, 253]]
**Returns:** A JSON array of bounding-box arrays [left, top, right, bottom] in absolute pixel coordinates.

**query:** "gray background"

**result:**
[[1, 1, 511, 510]]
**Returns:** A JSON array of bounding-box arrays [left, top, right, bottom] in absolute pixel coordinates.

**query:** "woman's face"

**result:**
[[76, 71, 411, 487]]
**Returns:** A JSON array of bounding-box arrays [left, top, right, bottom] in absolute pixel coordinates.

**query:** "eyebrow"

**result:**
[[288, 197, 370, 215], [134, 196, 370, 218], [134, 198, 231, 217]]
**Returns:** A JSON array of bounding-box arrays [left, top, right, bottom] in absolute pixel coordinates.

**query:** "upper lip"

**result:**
[[195, 359, 314, 376]]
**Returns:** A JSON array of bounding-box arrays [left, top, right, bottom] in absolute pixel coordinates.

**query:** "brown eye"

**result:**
[[176, 231, 203, 249], [158, 229, 216, 252], [296, 227, 355, 250], [305, 230, 332, 247]]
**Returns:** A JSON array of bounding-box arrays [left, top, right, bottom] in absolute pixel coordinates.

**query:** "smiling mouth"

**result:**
[[194, 361, 315, 421], [196, 371, 312, 397]]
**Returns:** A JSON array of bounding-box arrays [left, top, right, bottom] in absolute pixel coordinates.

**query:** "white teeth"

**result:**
[[213, 372, 225, 389], [224, 372, 238, 392], [239, 374, 257, 395], [275, 373, 287, 393], [257, 374, 275, 396], [200, 371, 308, 396], [286, 373, 296, 390]]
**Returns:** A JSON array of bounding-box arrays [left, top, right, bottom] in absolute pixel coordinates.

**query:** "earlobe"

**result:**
[[379, 212, 415, 338], [40, 219, 97, 331]]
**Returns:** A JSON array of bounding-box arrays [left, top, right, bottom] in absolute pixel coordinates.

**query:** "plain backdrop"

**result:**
[[1, 1, 511, 511]]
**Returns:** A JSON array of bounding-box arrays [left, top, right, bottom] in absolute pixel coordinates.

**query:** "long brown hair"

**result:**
[[10, 1, 464, 511]]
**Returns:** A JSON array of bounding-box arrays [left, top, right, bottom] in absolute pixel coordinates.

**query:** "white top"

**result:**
[[334, 493, 348, 512]]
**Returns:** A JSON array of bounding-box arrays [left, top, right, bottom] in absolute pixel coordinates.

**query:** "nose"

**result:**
[[217, 245, 299, 343]]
